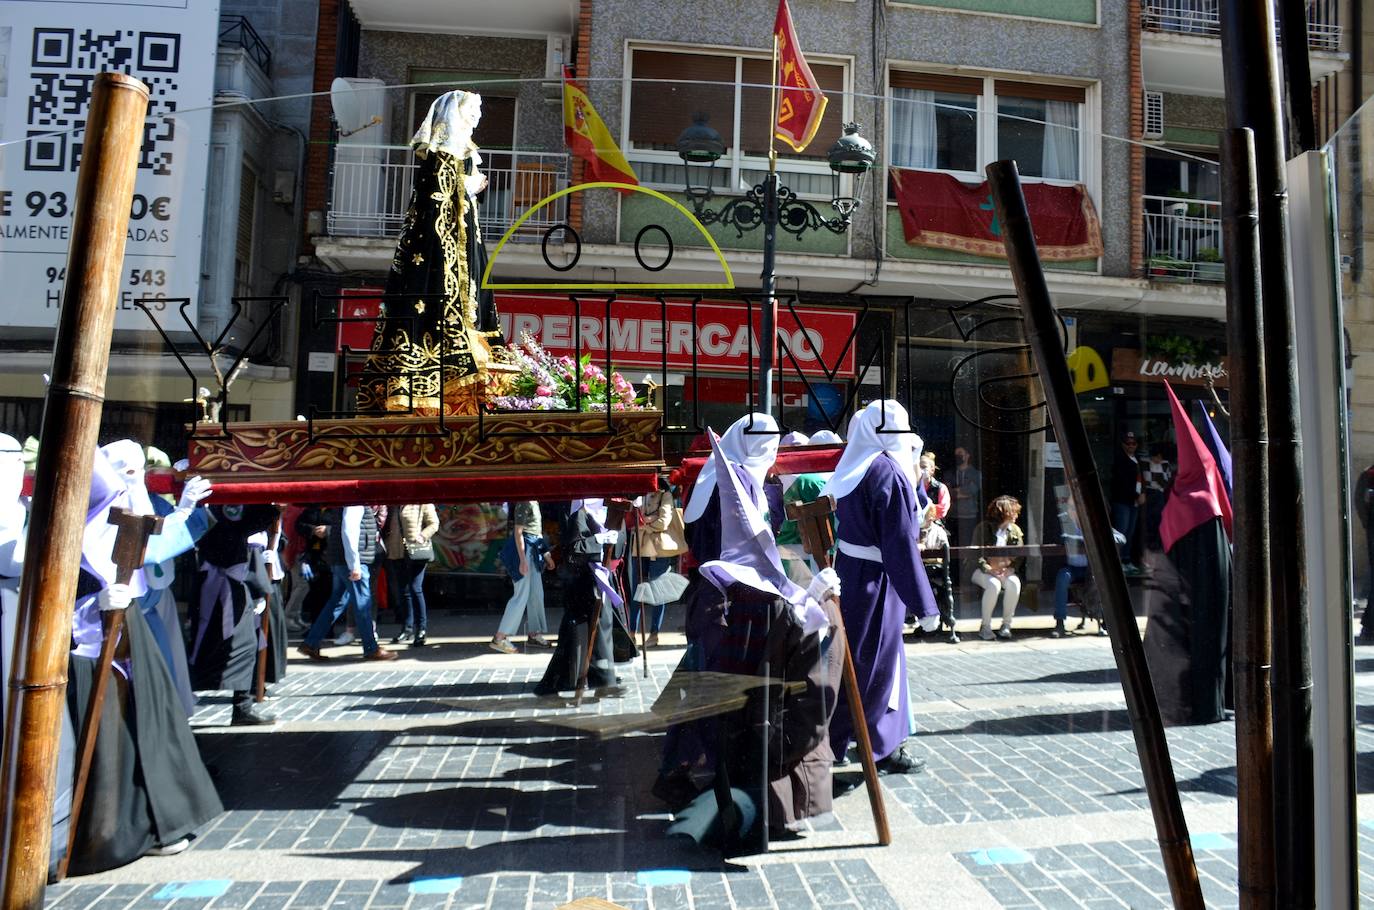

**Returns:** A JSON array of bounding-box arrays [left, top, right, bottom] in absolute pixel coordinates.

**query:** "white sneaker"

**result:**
[[333, 630, 355, 646], [145, 837, 190, 856]]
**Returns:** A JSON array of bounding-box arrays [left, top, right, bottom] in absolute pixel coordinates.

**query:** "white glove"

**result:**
[[177, 475, 212, 511], [918, 614, 941, 633], [98, 583, 132, 612], [807, 566, 841, 603], [253, 598, 267, 615]]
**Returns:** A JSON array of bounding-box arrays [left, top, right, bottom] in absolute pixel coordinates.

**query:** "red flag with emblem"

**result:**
[[773, 0, 829, 153]]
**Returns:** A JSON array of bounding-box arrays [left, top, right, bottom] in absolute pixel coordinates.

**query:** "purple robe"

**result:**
[[829, 453, 937, 762]]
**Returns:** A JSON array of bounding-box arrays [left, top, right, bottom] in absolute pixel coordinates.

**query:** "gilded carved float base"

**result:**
[[185, 411, 664, 504]]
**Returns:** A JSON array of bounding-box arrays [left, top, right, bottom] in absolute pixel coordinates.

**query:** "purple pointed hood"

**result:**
[[698, 428, 826, 635]]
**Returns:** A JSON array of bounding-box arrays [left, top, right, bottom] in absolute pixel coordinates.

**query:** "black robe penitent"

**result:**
[[1142, 516, 1232, 725], [188, 505, 278, 693], [58, 586, 223, 876]]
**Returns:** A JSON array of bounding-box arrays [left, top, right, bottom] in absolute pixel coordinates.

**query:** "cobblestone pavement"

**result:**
[[39, 622, 1374, 909]]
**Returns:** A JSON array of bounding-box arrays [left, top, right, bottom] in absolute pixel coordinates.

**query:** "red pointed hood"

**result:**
[[1160, 381, 1233, 552]]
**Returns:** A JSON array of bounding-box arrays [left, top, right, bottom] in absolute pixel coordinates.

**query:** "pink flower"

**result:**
[[536, 385, 553, 397], [579, 382, 591, 394]]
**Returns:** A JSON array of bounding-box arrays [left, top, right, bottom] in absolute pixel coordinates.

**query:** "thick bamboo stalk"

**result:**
[[0, 73, 149, 909], [1220, 127, 1276, 908], [1218, 5, 1315, 905], [986, 160, 1203, 909]]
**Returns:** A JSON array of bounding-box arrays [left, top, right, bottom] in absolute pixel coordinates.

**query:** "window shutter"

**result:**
[[236, 165, 256, 292], [993, 80, 1086, 104], [889, 71, 983, 95], [629, 50, 737, 149]]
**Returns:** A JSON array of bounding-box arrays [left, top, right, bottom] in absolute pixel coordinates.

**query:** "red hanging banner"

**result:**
[[889, 168, 1103, 261]]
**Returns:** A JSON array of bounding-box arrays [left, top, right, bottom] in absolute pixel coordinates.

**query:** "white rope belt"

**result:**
[[836, 540, 882, 563]]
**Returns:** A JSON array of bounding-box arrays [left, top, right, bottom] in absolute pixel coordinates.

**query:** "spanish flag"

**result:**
[[773, 0, 828, 153], [563, 65, 639, 191]]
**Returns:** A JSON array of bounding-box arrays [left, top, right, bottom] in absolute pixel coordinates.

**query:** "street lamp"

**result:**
[[676, 115, 875, 416]]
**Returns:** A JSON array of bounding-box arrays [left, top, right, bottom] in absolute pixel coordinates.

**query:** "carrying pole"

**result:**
[[0, 73, 149, 910], [986, 159, 1203, 909], [1218, 4, 1315, 904], [1219, 127, 1277, 908], [786, 496, 890, 846]]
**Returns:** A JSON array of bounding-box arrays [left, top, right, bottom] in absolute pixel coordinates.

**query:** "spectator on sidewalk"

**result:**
[[1053, 498, 1127, 638], [948, 446, 982, 546], [491, 500, 553, 653], [969, 495, 1025, 641], [297, 505, 395, 661], [1142, 443, 1173, 551], [384, 502, 440, 647], [1110, 430, 1145, 574]]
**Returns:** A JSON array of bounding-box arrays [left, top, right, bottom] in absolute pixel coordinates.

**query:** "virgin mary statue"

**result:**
[[355, 90, 514, 416]]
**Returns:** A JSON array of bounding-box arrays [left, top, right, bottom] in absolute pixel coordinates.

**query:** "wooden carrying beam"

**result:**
[[785, 494, 891, 846]]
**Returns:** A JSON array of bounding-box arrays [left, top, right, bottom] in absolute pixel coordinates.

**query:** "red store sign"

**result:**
[[496, 294, 858, 377], [333, 291, 859, 378]]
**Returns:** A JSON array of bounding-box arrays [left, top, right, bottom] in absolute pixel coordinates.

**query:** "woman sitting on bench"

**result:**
[[969, 496, 1025, 641]]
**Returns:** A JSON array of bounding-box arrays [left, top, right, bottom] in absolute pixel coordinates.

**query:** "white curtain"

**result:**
[[1041, 100, 1079, 181], [891, 88, 937, 170]]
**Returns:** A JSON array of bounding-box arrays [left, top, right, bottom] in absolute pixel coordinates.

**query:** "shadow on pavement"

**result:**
[[920, 708, 1135, 738]]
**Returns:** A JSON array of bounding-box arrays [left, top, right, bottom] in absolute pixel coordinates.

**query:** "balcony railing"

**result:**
[[327, 146, 570, 243], [1144, 194, 1224, 283], [1141, 0, 1341, 51], [218, 15, 272, 73]]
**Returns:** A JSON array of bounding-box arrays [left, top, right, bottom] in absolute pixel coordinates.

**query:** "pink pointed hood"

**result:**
[[1160, 381, 1233, 552]]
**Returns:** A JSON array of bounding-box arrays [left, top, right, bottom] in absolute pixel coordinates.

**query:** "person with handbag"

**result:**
[[385, 502, 440, 647], [630, 479, 689, 647], [492, 500, 554, 653]]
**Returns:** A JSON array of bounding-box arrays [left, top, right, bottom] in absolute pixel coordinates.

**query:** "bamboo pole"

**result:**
[[1220, 127, 1276, 908], [0, 73, 149, 909], [1217, 5, 1314, 904], [986, 159, 1203, 909]]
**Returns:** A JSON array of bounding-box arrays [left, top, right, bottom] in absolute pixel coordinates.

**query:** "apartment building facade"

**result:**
[[299, 0, 1348, 551]]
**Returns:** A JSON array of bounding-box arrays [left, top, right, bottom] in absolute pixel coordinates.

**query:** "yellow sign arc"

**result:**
[[480, 181, 736, 291]]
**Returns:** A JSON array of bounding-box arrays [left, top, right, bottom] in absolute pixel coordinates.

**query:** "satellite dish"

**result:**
[[330, 77, 383, 138]]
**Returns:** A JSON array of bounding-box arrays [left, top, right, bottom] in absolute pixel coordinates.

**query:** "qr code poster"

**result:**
[[0, 0, 220, 329]]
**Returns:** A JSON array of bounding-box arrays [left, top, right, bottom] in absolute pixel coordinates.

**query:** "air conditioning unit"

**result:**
[[1143, 91, 1165, 141]]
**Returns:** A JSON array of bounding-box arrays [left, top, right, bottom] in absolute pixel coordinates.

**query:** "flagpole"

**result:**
[[759, 25, 781, 417]]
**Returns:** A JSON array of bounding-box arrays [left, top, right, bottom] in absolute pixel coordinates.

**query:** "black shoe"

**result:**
[[1050, 623, 1067, 639], [231, 704, 276, 726], [876, 744, 926, 775], [412, 632, 426, 647], [945, 630, 961, 645], [391, 628, 413, 645]]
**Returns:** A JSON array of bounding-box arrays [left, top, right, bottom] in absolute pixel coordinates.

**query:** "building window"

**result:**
[[889, 71, 1087, 183], [235, 163, 257, 299], [408, 88, 517, 152], [627, 46, 848, 198]]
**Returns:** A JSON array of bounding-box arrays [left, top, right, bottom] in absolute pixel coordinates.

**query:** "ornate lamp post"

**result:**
[[677, 116, 875, 416]]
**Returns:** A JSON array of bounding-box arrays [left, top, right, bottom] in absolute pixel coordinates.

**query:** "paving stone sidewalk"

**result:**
[[39, 630, 1374, 909]]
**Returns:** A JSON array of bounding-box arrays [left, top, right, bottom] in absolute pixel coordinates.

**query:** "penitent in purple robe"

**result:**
[[829, 453, 938, 762]]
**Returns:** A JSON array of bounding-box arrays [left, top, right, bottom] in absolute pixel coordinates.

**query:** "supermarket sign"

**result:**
[[496, 294, 857, 377]]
